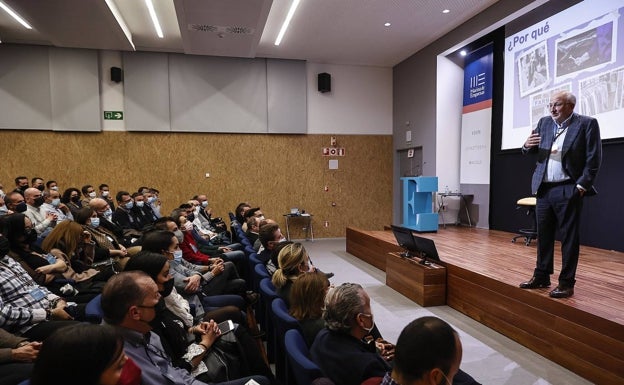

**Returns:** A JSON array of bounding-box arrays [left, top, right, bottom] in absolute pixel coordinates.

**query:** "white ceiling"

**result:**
[[0, 0, 500, 67]]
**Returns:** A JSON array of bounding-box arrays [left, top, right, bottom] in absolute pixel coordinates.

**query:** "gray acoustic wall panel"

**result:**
[[49, 48, 100, 131], [0, 45, 52, 130], [266, 59, 307, 134], [169, 54, 267, 133], [123, 51, 171, 131]]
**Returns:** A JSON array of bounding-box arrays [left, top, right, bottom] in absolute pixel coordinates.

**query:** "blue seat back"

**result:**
[[285, 329, 325, 385]]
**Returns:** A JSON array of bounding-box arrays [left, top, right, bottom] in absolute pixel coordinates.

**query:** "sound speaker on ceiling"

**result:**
[[318, 72, 331, 93], [110, 67, 123, 83]]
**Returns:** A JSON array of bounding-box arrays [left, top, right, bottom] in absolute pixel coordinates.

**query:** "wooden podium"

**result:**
[[385, 252, 446, 307]]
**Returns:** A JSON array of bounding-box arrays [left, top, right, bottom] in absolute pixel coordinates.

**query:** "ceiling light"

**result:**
[[0, 1, 33, 29], [145, 0, 163, 38], [460, 50, 467, 56], [105, 0, 135, 50], [275, 0, 301, 46], [384, 22, 391, 27], [442, 9, 450, 14]]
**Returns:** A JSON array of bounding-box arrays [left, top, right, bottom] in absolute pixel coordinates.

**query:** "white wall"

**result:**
[[99, 50, 124, 131], [307, 62, 392, 135]]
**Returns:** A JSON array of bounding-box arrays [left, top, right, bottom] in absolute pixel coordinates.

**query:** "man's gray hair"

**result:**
[[323, 282, 366, 333]]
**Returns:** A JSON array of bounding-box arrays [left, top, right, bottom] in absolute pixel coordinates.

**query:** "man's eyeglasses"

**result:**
[[548, 102, 567, 108]]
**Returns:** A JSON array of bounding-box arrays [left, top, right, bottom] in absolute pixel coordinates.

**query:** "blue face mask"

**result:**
[[125, 201, 134, 210], [0, 206, 8, 216], [173, 250, 183, 263], [136, 201, 145, 208], [51, 198, 61, 207], [103, 208, 113, 218], [201, 201, 208, 208], [90, 217, 100, 228]]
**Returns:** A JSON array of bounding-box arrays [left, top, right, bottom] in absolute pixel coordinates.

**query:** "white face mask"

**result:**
[[88, 191, 97, 198], [101, 191, 109, 197], [173, 250, 183, 263], [136, 201, 145, 208], [50, 186, 59, 191], [201, 201, 208, 208], [359, 313, 375, 334], [0, 189, 4, 199]]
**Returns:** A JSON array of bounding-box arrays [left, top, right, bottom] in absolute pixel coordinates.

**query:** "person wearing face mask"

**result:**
[[5, 191, 28, 214], [30, 323, 141, 385], [12, 176, 29, 197], [89, 198, 138, 248], [310, 283, 395, 385], [113, 191, 143, 232], [23, 187, 57, 237], [74, 207, 128, 268], [99, 184, 116, 210], [45, 180, 59, 192], [130, 192, 158, 230], [81, 184, 98, 207], [123, 252, 275, 384], [31, 177, 45, 192], [101, 271, 271, 385], [61, 187, 83, 217], [40, 189, 73, 223]]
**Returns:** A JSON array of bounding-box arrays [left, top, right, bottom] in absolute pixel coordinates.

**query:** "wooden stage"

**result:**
[[346, 226, 624, 385]]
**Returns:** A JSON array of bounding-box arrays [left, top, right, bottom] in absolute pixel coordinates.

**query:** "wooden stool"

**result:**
[[512, 197, 537, 246]]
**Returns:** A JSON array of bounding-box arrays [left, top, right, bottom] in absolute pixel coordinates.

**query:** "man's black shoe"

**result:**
[[519, 277, 551, 289], [549, 286, 574, 298]]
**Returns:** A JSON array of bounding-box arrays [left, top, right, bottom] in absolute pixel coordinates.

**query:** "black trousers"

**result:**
[[534, 182, 583, 287]]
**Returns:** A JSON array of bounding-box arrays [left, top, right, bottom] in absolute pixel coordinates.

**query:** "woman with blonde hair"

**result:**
[[272, 242, 314, 307], [289, 271, 330, 347]]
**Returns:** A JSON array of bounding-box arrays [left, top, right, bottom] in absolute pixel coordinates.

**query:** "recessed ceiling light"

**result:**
[[275, 0, 302, 46], [384, 22, 391, 27], [442, 9, 450, 14], [460, 50, 467, 56], [145, 0, 164, 38]]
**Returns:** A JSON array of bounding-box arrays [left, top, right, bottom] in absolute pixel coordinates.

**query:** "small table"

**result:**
[[437, 192, 473, 228], [283, 214, 314, 241]]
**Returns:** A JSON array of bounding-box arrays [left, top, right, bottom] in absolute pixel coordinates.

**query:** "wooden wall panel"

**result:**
[[0, 131, 392, 238]]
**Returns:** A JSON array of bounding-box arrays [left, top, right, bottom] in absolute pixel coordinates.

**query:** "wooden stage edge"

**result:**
[[345, 226, 624, 385]]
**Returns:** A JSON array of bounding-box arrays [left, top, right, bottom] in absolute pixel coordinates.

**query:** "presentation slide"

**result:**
[[502, 0, 624, 150]]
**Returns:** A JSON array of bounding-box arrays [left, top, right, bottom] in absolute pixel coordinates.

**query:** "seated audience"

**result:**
[[234, 203, 251, 225], [365, 316, 464, 385], [60, 187, 83, 216], [0, 233, 79, 340], [123, 252, 274, 383], [0, 328, 40, 385], [113, 191, 141, 232], [101, 271, 270, 385], [257, 222, 285, 274], [289, 271, 330, 347], [40, 188, 73, 222], [245, 217, 260, 247], [81, 184, 97, 207], [31, 177, 44, 192], [272, 242, 315, 307], [40, 221, 114, 299], [0, 195, 13, 217], [310, 283, 394, 385], [98, 183, 116, 210], [89, 198, 139, 247], [4, 191, 26, 213], [12, 176, 29, 196], [30, 323, 140, 385], [131, 192, 157, 230], [24, 187, 57, 237], [74, 207, 128, 267]]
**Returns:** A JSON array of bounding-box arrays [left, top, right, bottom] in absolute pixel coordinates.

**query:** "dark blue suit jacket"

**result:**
[[523, 113, 601, 195]]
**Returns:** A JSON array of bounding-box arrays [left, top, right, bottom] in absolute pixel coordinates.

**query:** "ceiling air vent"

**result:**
[[188, 24, 255, 35]]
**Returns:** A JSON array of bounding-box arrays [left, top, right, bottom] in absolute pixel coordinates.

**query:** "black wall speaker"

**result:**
[[110, 67, 123, 83], [318, 72, 331, 93]]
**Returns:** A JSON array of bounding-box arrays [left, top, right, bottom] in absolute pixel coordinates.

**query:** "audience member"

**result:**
[[0, 195, 13, 217], [30, 323, 140, 385], [45, 180, 59, 191], [257, 222, 285, 273], [310, 283, 393, 385], [31, 177, 44, 192], [131, 192, 158, 230], [0, 328, 40, 385], [24, 187, 57, 237], [272, 242, 315, 307], [12, 176, 29, 196], [89, 198, 138, 247], [0, 233, 79, 340], [289, 271, 330, 347], [98, 183, 116, 210], [81, 184, 97, 207], [60, 187, 83, 216], [245, 217, 260, 247], [234, 203, 251, 225], [101, 271, 269, 385], [74, 207, 128, 266], [40, 188, 73, 222], [5, 191, 27, 213], [366, 317, 464, 385], [123, 251, 274, 384], [113, 191, 141, 231]]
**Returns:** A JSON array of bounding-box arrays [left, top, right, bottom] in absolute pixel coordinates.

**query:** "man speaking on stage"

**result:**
[[519, 91, 602, 298]]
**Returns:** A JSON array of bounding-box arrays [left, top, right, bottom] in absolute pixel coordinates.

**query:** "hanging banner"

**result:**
[[460, 44, 493, 184]]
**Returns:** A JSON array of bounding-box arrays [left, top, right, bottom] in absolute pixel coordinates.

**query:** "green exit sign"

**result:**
[[104, 111, 123, 120]]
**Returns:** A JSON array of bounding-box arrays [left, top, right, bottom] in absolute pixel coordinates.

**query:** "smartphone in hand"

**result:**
[[217, 320, 235, 334]]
